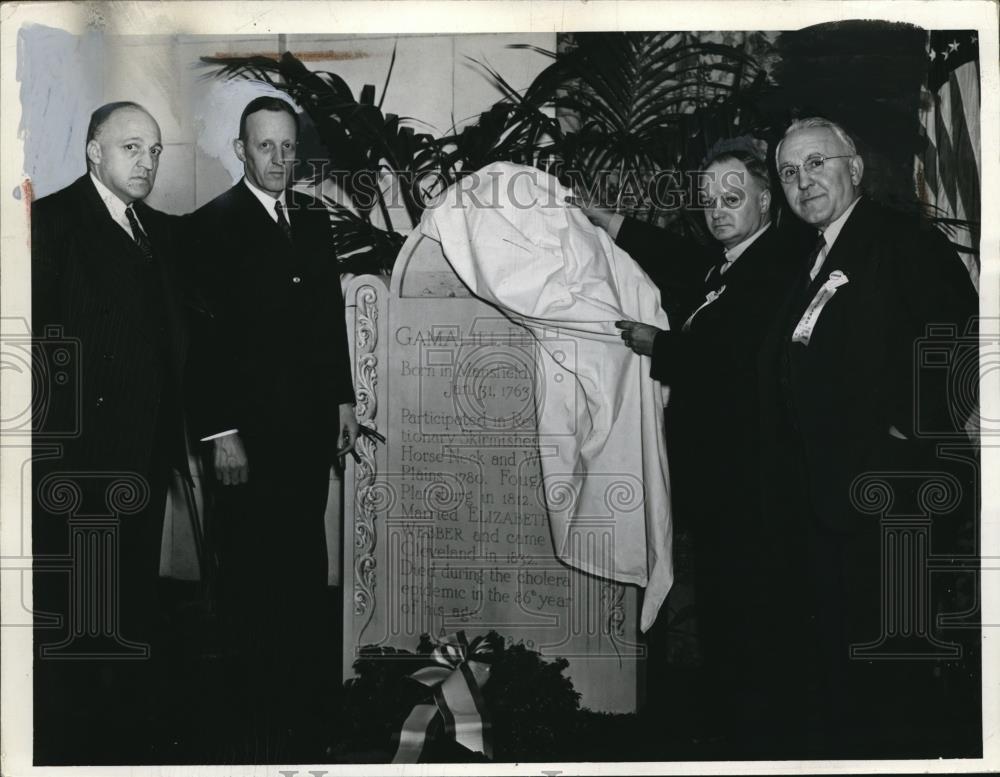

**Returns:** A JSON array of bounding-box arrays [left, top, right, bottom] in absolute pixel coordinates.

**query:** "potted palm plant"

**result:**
[[200, 32, 771, 274]]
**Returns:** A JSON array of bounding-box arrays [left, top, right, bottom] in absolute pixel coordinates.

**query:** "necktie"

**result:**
[[719, 254, 736, 277], [806, 233, 827, 282], [125, 205, 153, 263], [704, 246, 728, 292], [275, 200, 292, 242]]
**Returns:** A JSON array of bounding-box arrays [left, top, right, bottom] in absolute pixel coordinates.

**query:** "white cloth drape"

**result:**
[[421, 162, 673, 631]]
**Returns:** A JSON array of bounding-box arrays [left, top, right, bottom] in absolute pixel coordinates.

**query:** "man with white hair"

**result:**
[[759, 117, 978, 758]]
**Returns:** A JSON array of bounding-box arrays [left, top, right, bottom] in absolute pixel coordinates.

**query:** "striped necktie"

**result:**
[[275, 200, 292, 242], [125, 205, 153, 263], [806, 233, 828, 282]]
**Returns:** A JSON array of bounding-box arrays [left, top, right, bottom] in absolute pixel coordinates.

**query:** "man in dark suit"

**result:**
[[32, 101, 189, 763], [189, 96, 358, 759], [758, 117, 978, 757], [580, 145, 812, 755]]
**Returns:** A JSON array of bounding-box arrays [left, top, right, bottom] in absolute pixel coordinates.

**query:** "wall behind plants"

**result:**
[[19, 29, 556, 214]]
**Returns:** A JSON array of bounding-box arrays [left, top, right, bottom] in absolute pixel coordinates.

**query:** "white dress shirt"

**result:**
[[809, 196, 862, 280], [89, 172, 145, 238], [719, 222, 770, 275], [681, 223, 771, 331], [243, 176, 289, 223]]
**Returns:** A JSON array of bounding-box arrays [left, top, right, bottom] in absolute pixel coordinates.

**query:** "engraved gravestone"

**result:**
[[343, 231, 643, 711]]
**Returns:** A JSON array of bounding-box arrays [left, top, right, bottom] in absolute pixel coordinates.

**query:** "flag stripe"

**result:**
[[933, 89, 959, 215], [959, 60, 981, 172], [948, 68, 981, 214], [915, 30, 980, 287], [919, 86, 940, 202]]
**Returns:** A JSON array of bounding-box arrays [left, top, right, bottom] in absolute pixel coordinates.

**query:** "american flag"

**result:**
[[915, 30, 981, 290]]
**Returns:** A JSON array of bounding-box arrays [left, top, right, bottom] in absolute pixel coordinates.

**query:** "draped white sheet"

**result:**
[[420, 162, 673, 631]]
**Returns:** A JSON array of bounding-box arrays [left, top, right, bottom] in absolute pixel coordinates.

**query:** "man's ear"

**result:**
[[849, 155, 864, 187], [759, 190, 771, 214], [233, 138, 246, 163], [86, 139, 102, 168]]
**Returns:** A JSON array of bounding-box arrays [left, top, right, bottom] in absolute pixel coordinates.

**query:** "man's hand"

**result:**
[[615, 320, 661, 357], [214, 433, 249, 486], [337, 403, 360, 459], [565, 196, 616, 233]]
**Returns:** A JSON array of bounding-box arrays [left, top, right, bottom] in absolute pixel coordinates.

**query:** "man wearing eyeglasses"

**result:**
[[577, 141, 814, 755], [759, 117, 978, 758]]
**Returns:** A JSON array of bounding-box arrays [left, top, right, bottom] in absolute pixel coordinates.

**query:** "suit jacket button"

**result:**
[[95, 396, 104, 408], [103, 352, 115, 360], [292, 276, 302, 284]]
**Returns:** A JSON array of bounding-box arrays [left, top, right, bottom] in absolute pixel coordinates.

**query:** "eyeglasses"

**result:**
[[703, 192, 745, 210], [777, 154, 853, 184]]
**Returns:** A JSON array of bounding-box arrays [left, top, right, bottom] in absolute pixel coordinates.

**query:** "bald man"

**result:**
[[32, 101, 190, 763]]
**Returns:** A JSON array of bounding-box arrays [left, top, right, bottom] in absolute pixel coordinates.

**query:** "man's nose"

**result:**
[[796, 166, 812, 188], [137, 150, 154, 169]]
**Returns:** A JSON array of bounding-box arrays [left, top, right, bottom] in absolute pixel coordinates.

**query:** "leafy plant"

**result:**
[[509, 34, 768, 207], [200, 32, 773, 274]]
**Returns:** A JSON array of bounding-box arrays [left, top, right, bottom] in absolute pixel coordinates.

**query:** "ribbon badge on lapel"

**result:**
[[682, 285, 726, 332], [392, 631, 500, 762], [792, 269, 850, 346]]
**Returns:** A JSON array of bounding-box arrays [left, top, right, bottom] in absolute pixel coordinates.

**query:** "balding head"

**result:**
[[85, 102, 162, 204]]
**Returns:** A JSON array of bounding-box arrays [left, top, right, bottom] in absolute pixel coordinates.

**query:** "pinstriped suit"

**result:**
[[31, 173, 190, 762]]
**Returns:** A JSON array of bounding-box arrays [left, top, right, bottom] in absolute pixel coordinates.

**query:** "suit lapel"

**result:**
[[804, 198, 874, 293], [232, 181, 292, 243], [717, 225, 774, 288], [287, 189, 317, 265], [783, 198, 869, 327], [136, 200, 188, 380], [73, 176, 159, 343]]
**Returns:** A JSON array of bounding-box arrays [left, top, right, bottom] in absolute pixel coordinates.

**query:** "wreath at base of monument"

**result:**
[[327, 631, 584, 762]]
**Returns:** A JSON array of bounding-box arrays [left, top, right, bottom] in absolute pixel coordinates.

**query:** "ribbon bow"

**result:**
[[392, 631, 500, 762]]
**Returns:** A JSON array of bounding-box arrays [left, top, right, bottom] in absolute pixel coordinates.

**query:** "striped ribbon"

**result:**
[[392, 631, 498, 762]]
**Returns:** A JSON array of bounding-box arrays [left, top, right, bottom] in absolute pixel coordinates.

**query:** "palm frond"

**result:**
[[323, 197, 406, 275], [204, 32, 773, 271]]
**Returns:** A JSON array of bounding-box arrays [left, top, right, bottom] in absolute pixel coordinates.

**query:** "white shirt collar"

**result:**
[[807, 196, 862, 281], [723, 221, 771, 266], [818, 195, 862, 251], [89, 172, 138, 235], [717, 221, 771, 278], [243, 176, 288, 222]]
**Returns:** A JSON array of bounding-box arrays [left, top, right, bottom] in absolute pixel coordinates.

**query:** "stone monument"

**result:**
[[342, 231, 644, 712]]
